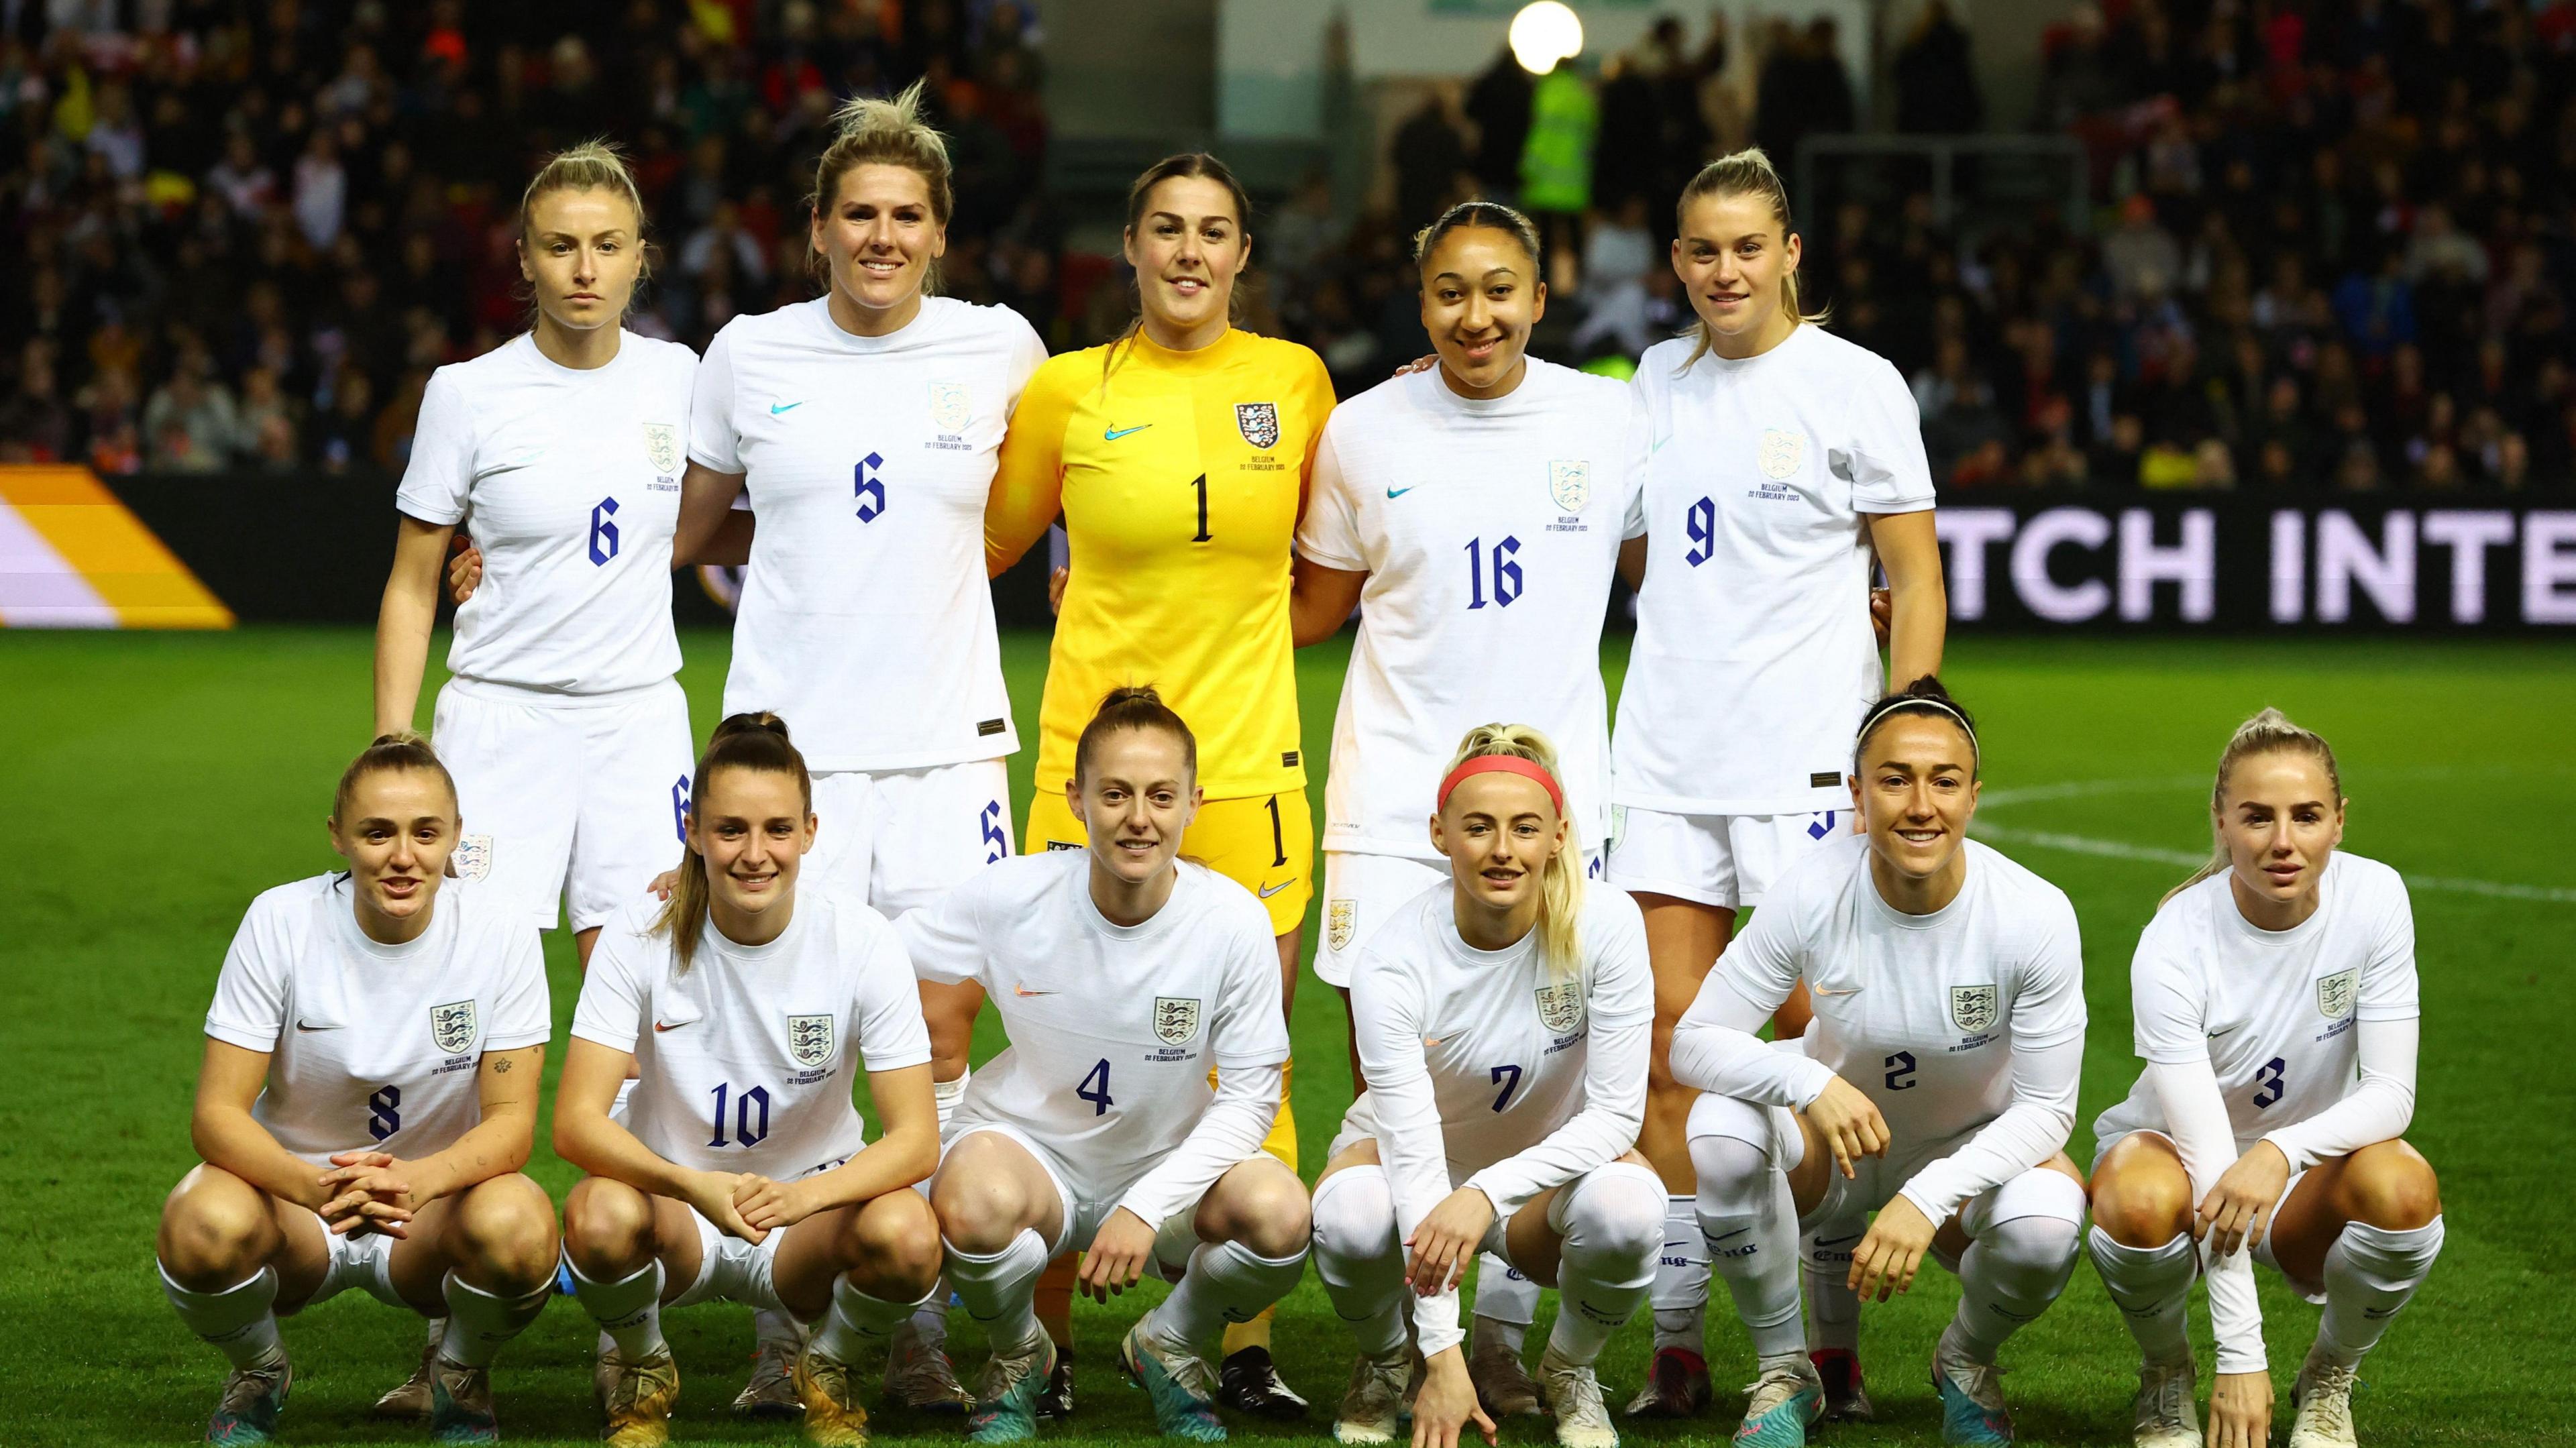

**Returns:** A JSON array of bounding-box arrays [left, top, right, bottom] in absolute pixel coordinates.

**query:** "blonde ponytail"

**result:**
[[1444, 723, 1585, 980], [1673, 147, 1828, 370], [2161, 708, 2345, 907]]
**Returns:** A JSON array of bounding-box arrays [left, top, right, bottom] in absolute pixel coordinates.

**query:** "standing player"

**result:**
[[2088, 710, 2440, 1448], [984, 152, 1334, 1416], [554, 714, 945, 1448], [895, 688, 1310, 1443], [1290, 200, 1646, 1417], [1611, 147, 1947, 1418], [374, 140, 697, 971], [154, 736, 557, 1445], [1309, 725, 1663, 1448], [677, 85, 1049, 1412], [1672, 681, 2088, 1447]]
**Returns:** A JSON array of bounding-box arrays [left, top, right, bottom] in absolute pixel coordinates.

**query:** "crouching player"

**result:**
[[554, 714, 943, 1448], [2088, 710, 2440, 1448], [156, 734, 557, 1445], [1672, 681, 2088, 1447], [1311, 726, 1663, 1448], [894, 687, 1309, 1443]]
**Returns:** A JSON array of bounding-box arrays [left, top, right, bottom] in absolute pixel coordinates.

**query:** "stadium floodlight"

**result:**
[[1509, 1, 1584, 74]]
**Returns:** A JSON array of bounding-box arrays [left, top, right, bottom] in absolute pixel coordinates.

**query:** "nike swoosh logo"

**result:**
[[1385, 486, 1415, 499], [1705, 1227, 1750, 1243], [1104, 424, 1152, 440], [770, 401, 805, 414], [294, 1019, 331, 1032], [1810, 984, 1862, 997], [1013, 985, 1059, 997], [1815, 1233, 1862, 1247], [653, 1020, 687, 1032], [1258, 880, 1294, 899]]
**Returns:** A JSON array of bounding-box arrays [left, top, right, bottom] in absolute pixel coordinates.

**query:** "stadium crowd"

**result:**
[[3, 0, 2571, 494]]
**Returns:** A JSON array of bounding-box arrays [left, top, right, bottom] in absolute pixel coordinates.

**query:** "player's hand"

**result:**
[[1048, 564, 1068, 616], [1847, 1194, 1937, 1302], [1411, 1349, 1497, 1448], [2198, 1141, 2290, 1257], [448, 537, 483, 604], [645, 869, 679, 901], [735, 1173, 822, 1232], [1393, 353, 1438, 378], [318, 1151, 418, 1236], [1077, 1206, 1157, 1302], [682, 1169, 767, 1245], [1405, 1187, 1496, 1296], [1870, 586, 1893, 648], [2208, 1370, 2272, 1448], [1803, 1076, 1890, 1179]]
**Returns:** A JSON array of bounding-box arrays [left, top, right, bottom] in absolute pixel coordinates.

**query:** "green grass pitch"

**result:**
[[2, 628, 2570, 1445]]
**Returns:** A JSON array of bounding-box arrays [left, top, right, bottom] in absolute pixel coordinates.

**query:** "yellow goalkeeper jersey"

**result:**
[[987, 327, 1336, 801]]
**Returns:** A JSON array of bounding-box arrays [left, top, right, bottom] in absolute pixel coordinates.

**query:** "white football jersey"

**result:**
[[1296, 361, 1644, 859], [693, 296, 1048, 771], [896, 852, 1290, 1195], [396, 331, 698, 696], [572, 891, 933, 1180], [1613, 325, 1935, 816], [2095, 854, 2418, 1153], [1709, 834, 2086, 1150], [204, 875, 550, 1166]]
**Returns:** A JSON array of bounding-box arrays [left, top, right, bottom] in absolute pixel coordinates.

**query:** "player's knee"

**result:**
[[453, 1177, 560, 1292], [1309, 1166, 1395, 1265], [2089, 1148, 2193, 1248], [2343, 1141, 2441, 1230], [1986, 1211, 2082, 1275], [931, 1172, 1028, 1255], [1564, 1164, 1664, 1266], [158, 1168, 274, 1287], [851, 1192, 945, 1284], [1220, 1170, 1311, 1260], [561, 1178, 655, 1276]]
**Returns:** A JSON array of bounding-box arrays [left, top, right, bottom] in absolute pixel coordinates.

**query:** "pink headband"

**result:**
[[1437, 755, 1566, 818]]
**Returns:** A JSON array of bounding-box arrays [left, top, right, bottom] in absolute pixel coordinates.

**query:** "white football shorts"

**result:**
[[431, 676, 694, 932], [806, 759, 1013, 918], [1605, 804, 1854, 911]]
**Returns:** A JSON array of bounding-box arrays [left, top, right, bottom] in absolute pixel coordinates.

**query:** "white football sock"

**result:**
[[934, 1069, 971, 1137], [159, 1262, 284, 1371], [1648, 1192, 1711, 1352], [439, 1271, 551, 1368], [567, 1258, 667, 1360], [1148, 1239, 1308, 1353], [1693, 1134, 1805, 1360], [1801, 1226, 1863, 1354], [811, 1276, 922, 1364], [946, 1229, 1051, 1357], [1948, 1174, 2086, 1365], [1473, 1251, 1539, 1348], [905, 1282, 954, 1345], [1544, 1163, 1663, 1364], [2086, 1227, 2196, 1365], [2316, 1216, 2444, 1368], [1310, 1166, 1408, 1357], [753, 1306, 805, 1349]]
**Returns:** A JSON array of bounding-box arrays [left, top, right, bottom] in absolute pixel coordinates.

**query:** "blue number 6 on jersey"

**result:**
[[588, 496, 621, 565]]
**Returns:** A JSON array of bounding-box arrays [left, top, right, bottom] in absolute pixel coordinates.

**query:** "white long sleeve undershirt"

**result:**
[[2146, 1056, 2267, 1374], [2261, 1015, 2418, 1174]]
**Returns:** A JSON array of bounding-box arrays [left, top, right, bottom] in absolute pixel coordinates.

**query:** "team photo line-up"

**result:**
[[155, 83, 2440, 1448]]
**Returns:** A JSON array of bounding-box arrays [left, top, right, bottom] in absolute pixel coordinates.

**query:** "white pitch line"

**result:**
[[1973, 811, 2576, 906]]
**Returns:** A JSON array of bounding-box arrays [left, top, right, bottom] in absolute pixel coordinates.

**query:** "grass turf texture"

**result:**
[[1, 628, 2569, 1447]]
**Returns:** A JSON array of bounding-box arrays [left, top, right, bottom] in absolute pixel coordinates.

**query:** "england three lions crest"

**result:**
[[1234, 402, 1280, 450], [1548, 459, 1591, 512], [1758, 428, 1806, 480], [1327, 899, 1356, 954], [451, 832, 493, 883], [1534, 983, 1585, 1035], [788, 1013, 836, 1068], [2316, 968, 2359, 1021], [1949, 984, 1999, 1034], [928, 381, 971, 433], [644, 422, 680, 475], [1154, 997, 1203, 1046], [430, 999, 479, 1056]]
